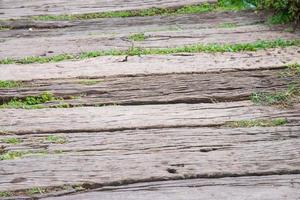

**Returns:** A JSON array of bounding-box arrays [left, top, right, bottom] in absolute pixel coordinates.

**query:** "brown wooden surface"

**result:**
[[1, 11, 299, 59], [0, 3, 300, 199], [1, 101, 299, 134], [0, 69, 294, 106], [1, 125, 300, 191]]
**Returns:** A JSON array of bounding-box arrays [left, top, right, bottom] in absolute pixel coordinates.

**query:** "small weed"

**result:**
[[283, 63, 300, 77], [217, 22, 238, 28], [45, 135, 66, 144], [1, 39, 299, 64], [0, 191, 12, 197], [26, 187, 46, 196], [129, 33, 146, 41], [0, 80, 22, 88], [1, 137, 21, 144], [251, 84, 299, 107], [225, 118, 288, 128], [0, 92, 62, 109]]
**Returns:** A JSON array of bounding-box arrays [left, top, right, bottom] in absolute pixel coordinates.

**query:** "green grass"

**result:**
[[0, 92, 62, 109], [26, 187, 46, 196], [45, 135, 67, 144], [0, 150, 48, 160], [217, 22, 238, 28], [1, 39, 299, 65], [0, 80, 22, 88], [1, 137, 21, 144], [0, 26, 10, 31], [251, 84, 299, 107], [225, 118, 288, 128], [31, 1, 254, 21], [268, 12, 291, 25], [0, 191, 12, 197], [129, 33, 147, 41], [78, 79, 103, 85]]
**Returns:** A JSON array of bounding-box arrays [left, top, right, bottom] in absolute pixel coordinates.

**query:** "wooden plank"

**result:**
[[0, 0, 216, 20], [0, 126, 299, 191], [43, 175, 300, 200], [0, 10, 264, 31], [0, 69, 293, 106], [2, 24, 299, 59], [0, 101, 299, 134], [1, 46, 299, 81], [0, 10, 277, 59]]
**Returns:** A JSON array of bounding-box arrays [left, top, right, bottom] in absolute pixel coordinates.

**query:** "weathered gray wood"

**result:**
[[43, 175, 300, 200], [0, 69, 294, 106], [0, 126, 299, 191], [0, 0, 216, 20], [1, 47, 299, 81], [0, 101, 299, 134]]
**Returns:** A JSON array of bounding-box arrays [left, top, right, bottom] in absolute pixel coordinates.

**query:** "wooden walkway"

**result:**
[[0, 1, 300, 199]]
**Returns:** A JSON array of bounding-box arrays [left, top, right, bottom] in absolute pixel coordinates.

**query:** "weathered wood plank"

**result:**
[[43, 175, 300, 200], [1, 47, 299, 81], [0, 101, 299, 134], [0, 10, 281, 59], [0, 0, 216, 20], [0, 10, 265, 32], [3, 24, 299, 59], [0, 126, 299, 191], [0, 69, 294, 106]]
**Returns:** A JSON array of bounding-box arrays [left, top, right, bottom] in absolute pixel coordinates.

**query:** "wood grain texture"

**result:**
[[0, 125, 299, 192], [0, 0, 216, 19], [43, 175, 300, 200], [1, 46, 300, 81], [0, 69, 294, 106], [0, 101, 299, 134]]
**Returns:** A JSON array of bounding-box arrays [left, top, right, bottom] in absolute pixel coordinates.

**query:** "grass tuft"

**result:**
[[0, 150, 48, 160], [217, 22, 238, 28], [0, 80, 22, 88], [225, 118, 288, 128], [129, 33, 147, 41], [251, 84, 299, 107], [1, 39, 299, 65], [26, 187, 46, 196], [0, 92, 62, 109], [0, 191, 12, 197], [1, 137, 21, 144], [45, 135, 67, 144]]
